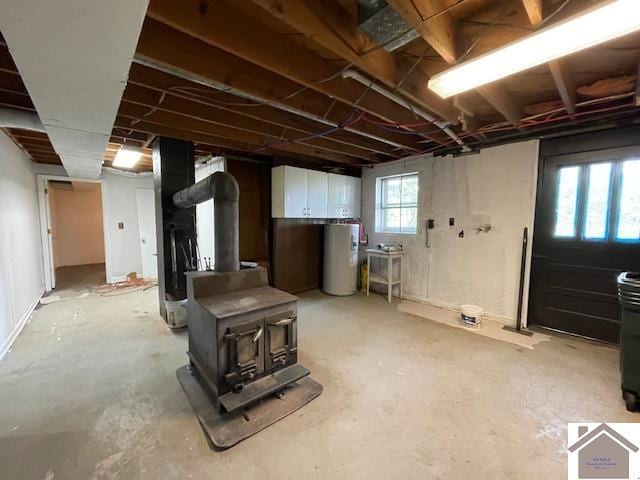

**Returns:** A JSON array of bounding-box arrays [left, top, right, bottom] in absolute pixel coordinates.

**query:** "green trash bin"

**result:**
[[618, 272, 640, 412]]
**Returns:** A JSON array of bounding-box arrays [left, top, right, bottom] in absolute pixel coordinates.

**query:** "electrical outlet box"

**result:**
[[449, 217, 455, 226]]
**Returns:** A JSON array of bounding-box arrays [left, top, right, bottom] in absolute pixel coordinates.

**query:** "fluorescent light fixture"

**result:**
[[113, 146, 142, 169], [428, 0, 640, 99]]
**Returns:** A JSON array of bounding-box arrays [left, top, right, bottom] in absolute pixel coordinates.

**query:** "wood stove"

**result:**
[[185, 267, 310, 412], [152, 139, 321, 448]]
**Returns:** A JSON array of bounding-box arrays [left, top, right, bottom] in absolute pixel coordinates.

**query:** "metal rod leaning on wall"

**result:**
[[503, 227, 534, 336]]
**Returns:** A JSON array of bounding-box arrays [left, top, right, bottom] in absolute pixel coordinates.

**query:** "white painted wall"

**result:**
[[195, 157, 225, 267], [0, 131, 44, 359], [361, 140, 540, 326], [33, 164, 155, 283]]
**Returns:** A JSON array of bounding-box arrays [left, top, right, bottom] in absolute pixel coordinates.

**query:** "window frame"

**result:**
[[375, 172, 419, 235], [552, 155, 639, 245]]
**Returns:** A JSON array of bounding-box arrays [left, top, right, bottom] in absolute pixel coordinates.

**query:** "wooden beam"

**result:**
[[127, 64, 401, 157], [548, 59, 576, 115], [476, 84, 522, 125], [118, 94, 374, 161], [521, 0, 543, 25], [145, 1, 437, 130], [387, 1, 521, 126], [386, 0, 457, 64], [136, 19, 422, 153], [250, 0, 458, 123], [521, 0, 576, 116], [114, 113, 362, 165], [121, 83, 380, 160]]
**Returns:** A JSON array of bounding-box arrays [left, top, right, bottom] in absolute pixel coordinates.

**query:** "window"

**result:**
[[554, 166, 580, 237], [553, 158, 640, 243], [616, 159, 640, 241], [375, 172, 418, 234]]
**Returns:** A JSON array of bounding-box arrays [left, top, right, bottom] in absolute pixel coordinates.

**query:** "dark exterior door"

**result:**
[[529, 131, 640, 344]]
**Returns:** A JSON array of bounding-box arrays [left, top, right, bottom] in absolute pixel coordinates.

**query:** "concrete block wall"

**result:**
[[361, 140, 540, 326]]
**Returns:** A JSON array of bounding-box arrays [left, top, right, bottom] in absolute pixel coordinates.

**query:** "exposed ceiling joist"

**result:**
[[115, 109, 361, 165], [548, 59, 576, 115], [387, 0, 522, 126], [521, 0, 577, 116], [145, 0, 438, 139], [135, 19, 422, 153], [250, 0, 459, 123], [126, 66, 400, 158], [521, 0, 543, 25], [476, 84, 523, 125], [121, 83, 383, 160], [385, 0, 457, 64]]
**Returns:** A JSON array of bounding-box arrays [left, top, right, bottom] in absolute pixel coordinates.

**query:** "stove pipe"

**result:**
[[172, 171, 240, 272]]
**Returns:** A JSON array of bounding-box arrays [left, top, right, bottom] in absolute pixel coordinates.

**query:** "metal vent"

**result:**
[[357, 0, 419, 52]]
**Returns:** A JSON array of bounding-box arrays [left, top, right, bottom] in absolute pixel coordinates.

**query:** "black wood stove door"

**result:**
[[529, 145, 640, 343], [223, 321, 265, 385], [265, 311, 297, 372]]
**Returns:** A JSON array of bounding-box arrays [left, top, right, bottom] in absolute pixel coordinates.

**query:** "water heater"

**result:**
[[323, 223, 360, 296]]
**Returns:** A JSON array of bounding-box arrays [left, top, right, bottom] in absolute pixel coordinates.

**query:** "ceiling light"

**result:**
[[113, 146, 142, 169], [428, 0, 640, 99]]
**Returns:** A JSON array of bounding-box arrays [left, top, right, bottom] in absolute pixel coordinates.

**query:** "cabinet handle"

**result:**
[[307, 208, 311, 217]]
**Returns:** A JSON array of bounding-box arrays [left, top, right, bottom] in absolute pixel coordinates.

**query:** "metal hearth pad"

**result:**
[[177, 365, 323, 449]]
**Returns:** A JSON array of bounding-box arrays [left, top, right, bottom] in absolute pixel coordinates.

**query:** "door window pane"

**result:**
[[554, 166, 580, 237], [583, 162, 612, 240], [616, 159, 640, 241]]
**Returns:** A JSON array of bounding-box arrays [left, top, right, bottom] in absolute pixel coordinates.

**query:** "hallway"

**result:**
[[53, 263, 106, 292]]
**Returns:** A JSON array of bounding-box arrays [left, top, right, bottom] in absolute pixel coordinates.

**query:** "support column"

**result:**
[[152, 137, 195, 321]]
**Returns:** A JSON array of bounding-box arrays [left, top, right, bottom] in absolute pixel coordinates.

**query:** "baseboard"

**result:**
[[0, 287, 44, 361], [400, 294, 515, 327]]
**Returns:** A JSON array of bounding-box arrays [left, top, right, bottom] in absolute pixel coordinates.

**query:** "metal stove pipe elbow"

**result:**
[[172, 171, 240, 273]]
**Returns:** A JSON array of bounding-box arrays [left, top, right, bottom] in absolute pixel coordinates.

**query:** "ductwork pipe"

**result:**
[[172, 171, 240, 273], [0, 107, 46, 132], [341, 69, 469, 151]]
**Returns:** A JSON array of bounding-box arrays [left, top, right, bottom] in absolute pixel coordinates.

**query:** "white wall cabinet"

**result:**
[[272, 165, 327, 218], [272, 166, 360, 219], [328, 173, 361, 219]]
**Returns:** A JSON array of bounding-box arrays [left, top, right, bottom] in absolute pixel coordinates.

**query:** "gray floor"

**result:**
[[0, 270, 637, 479]]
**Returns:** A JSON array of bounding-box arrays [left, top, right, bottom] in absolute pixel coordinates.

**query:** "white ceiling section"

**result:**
[[0, 0, 149, 178]]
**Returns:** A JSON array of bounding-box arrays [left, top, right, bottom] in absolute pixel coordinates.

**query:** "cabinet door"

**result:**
[[283, 166, 308, 218], [327, 173, 347, 218], [306, 169, 328, 218], [345, 176, 361, 218]]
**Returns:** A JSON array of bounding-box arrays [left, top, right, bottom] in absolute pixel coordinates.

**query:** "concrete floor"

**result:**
[[0, 270, 637, 480]]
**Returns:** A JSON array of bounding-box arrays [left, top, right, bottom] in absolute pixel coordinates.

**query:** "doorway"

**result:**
[[47, 180, 106, 291], [529, 135, 640, 343], [135, 188, 158, 279]]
